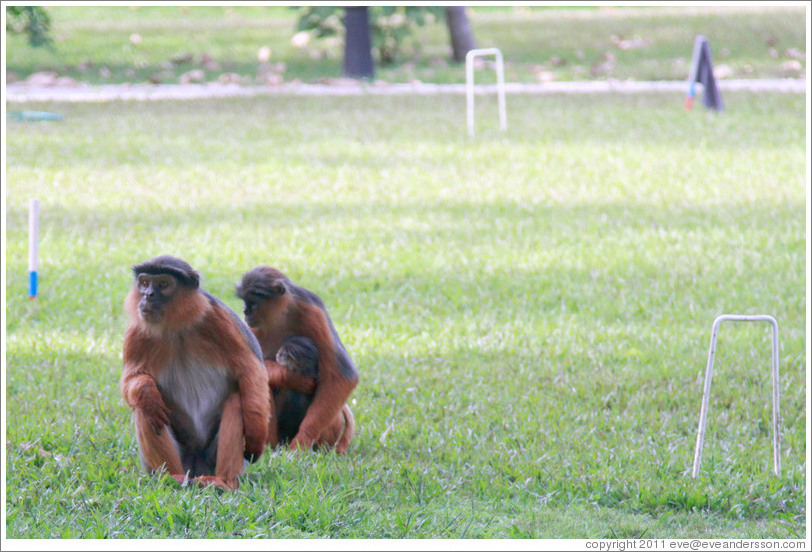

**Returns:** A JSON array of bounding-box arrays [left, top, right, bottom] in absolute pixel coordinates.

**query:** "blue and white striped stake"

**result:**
[[28, 198, 40, 299], [684, 35, 703, 111], [685, 81, 696, 110]]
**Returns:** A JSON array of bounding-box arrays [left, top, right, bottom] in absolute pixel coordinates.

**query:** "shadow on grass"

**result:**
[[5, 192, 801, 239]]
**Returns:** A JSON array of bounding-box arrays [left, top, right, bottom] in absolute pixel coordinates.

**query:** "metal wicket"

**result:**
[[691, 314, 781, 478]]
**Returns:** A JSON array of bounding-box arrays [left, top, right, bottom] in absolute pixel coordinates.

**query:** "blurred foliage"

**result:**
[[297, 6, 445, 65], [4, 7, 805, 86], [6, 6, 52, 48]]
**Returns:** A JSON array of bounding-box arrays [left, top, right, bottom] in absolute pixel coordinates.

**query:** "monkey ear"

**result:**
[[271, 283, 286, 296], [186, 269, 201, 289], [168, 266, 200, 289]]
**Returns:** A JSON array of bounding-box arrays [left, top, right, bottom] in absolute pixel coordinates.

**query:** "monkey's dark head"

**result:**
[[235, 266, 290, 328], [131, 256, 200, 324], [276, 336, 319, 377]]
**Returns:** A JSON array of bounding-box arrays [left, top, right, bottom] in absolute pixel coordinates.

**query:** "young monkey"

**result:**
[[274, 336, 355, 452]]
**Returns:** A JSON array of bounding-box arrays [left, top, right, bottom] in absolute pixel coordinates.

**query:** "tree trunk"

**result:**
[[342, 7, 374, 79], [445, 6, 477, 63]]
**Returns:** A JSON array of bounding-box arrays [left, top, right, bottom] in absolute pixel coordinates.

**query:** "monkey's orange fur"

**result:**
[[122, 259, 271, 490], [237, 266, 358, 453]]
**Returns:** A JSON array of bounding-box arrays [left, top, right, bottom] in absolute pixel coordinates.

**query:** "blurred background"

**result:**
[[6, 5, 806, 87]]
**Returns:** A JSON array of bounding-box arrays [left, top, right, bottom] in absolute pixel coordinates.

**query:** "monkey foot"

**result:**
[[170, 473, 238, 490], [194, 475, 239, 490], [170, 473, 192, 486]]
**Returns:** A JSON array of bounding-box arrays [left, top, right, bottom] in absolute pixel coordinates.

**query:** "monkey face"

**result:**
[[241, 296, 261, 328], [235, 267, 288, 328], [276, 336, 319, 377], [238, 286, 284, 328], [136, 273, 178, 323], [275, 346, 293, 368]]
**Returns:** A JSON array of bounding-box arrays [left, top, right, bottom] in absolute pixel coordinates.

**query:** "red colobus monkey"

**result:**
[[236, 266, 358, 453], [121, 256, 272, 490]]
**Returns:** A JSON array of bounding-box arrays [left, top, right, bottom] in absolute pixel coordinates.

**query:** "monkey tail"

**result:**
[[335, 404, 355, 454]]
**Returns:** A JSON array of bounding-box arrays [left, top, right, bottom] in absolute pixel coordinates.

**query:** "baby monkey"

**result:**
[[275, 336, 355, 453]]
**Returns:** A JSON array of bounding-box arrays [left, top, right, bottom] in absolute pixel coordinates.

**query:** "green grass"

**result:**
[[4, 5, 807, 85], [3, 90, 807, 540]]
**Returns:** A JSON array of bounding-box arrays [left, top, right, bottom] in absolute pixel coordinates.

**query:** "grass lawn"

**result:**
[[4, 5, 807, 85], [3, 88, 806, 541]]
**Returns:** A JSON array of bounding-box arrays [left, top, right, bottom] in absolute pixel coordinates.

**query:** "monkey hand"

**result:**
[[266, 360, 317, 394], [243, 432, 265, 461], [138, 389, 171, 435], [287, 372, 317, 394], [289, 430, 317, 453]]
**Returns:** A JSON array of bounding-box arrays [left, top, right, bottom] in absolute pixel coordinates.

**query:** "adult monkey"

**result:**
[[236, 266, 358, 453], [121, 255, 272, 490]]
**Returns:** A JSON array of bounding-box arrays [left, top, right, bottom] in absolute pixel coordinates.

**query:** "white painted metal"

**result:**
[[28, 198, 39, 273], [691, 314, 781, 478], [465, 48, 506, 136]]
